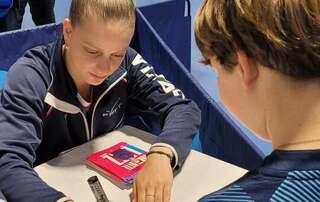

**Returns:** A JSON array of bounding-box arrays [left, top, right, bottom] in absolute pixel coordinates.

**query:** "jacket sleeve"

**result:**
[[126, 50, 201, 169], [0, 189, 7, 202], [0, 52, 65, 201]]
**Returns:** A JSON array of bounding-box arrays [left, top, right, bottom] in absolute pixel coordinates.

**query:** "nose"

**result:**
[[96, 56, 111, 75]]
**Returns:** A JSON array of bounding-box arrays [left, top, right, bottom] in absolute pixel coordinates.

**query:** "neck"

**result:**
[[266, 77, 320, 151], [63, 44, 91, 101], [78, 85, 92, 102]]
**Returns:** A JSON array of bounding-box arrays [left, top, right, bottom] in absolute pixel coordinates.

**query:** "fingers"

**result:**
[[145, 187, 155, 202], [133, 158, 173, 202], [163, 183, 172, 202], [155, 185, 163, 202], [135, 184, 169, 202], [137, 183, 146, 202], [133, 180, 137, 202]]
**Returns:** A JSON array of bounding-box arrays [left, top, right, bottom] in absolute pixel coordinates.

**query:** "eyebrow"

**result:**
[[81, 41, 100, 50], [81, 41, 127, 54]]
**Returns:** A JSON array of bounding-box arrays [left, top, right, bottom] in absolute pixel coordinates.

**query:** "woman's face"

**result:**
[[63, 16, 134, 87]]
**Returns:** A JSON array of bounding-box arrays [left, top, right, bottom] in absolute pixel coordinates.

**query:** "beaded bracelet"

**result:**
[[146, 150, 173, 163]]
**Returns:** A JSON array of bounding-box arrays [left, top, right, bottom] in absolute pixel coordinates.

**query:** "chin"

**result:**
[[88, 79, 105, 86]]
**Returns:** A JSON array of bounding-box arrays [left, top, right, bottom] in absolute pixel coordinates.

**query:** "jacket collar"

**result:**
[[44, 34, 127, 114], [260, 149, 320, 177]]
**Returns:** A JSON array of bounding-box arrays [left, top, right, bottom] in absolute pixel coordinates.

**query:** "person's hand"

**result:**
[[133, 147, 173, 202]]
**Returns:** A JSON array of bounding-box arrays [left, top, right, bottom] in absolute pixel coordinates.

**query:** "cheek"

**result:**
[[218, 75, 239, 113], [218, 77, 267, 138], [108, 58, 123, 72], [73, 52, 97, 70], [218, 76, 248, 124]]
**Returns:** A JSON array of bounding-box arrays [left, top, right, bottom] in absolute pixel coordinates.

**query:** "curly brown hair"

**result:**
[[195, 0, 320, 79]]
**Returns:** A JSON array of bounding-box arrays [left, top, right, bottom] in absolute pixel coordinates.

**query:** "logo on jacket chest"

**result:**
[[102, 98, 123, 117]]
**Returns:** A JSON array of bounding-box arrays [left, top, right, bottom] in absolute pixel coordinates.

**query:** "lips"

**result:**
[[90, 72, 107, 80]]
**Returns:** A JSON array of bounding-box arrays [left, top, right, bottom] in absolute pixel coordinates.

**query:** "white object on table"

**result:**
[[35, 126, 247, 202]]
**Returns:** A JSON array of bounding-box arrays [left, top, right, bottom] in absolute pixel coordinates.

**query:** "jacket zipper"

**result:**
[[79, 111, 91, 141], [64, 113, 90, 142], [46, 67, 126, 141], [90, 72, 127, 140]]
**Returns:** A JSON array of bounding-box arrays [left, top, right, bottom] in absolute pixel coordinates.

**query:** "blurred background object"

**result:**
[[0, 0, 55, 32]]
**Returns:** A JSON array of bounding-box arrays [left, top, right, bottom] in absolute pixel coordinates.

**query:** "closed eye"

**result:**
[[87, 49, 98, 55], [84, 47, 99, 55], [111, 54, 124, 58]]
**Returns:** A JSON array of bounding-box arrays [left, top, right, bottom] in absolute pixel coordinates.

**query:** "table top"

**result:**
[[35, 126, 247, 202]]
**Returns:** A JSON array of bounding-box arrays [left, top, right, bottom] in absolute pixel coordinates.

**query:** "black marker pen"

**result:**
[[87, 176, 109, 202]]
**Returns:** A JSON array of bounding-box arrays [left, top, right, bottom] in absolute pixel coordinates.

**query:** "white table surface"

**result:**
[[35, 126, 247, 202]]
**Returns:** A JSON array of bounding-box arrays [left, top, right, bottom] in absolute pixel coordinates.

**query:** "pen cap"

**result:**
[[87, 176, 109, 202], [88, 176, 99, 184]]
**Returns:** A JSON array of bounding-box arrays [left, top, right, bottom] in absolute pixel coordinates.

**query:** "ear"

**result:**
[[63, 18, 73, 47], [236, 50, 259, 89]]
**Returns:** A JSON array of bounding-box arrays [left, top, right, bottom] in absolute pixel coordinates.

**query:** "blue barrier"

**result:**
[[0, 70, 6, 88], [191, 131, 202, 152], [0, 23, 62, 71], [139, 0, 191, 70]]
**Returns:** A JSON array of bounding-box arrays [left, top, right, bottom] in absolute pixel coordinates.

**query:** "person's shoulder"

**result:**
[[198, 170, 259, 202], [199, 184, 255, 202], [121, 47, 142, 71], [12, 41, 55, 74], [124, 47, 138, 64], [269, 169, 320, 202], [0, 189, 6, 202], [123, 47, 151, 68], [198, 167, 281, 202], [5, 42, 54, 92], [21, 42, 54, 66]]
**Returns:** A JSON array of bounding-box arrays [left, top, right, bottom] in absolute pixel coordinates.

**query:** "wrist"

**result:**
[[149, 146, 173, 158], [147, 149, 173, 164], [149, 144, 178, 169]]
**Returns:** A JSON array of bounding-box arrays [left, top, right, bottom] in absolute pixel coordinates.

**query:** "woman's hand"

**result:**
[[133, 147, 173, 202]]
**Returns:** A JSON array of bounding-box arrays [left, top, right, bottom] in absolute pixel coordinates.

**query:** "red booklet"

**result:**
[[86, 142, 147, 185]]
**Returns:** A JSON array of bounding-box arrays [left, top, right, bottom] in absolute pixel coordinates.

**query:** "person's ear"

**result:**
[[236, 50, 259, 89], [63, 18, 73, 47]]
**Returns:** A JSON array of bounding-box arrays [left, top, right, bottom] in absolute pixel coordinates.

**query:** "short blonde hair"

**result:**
[[69, 0, 136, 28], [195, 0, 320, 79]]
